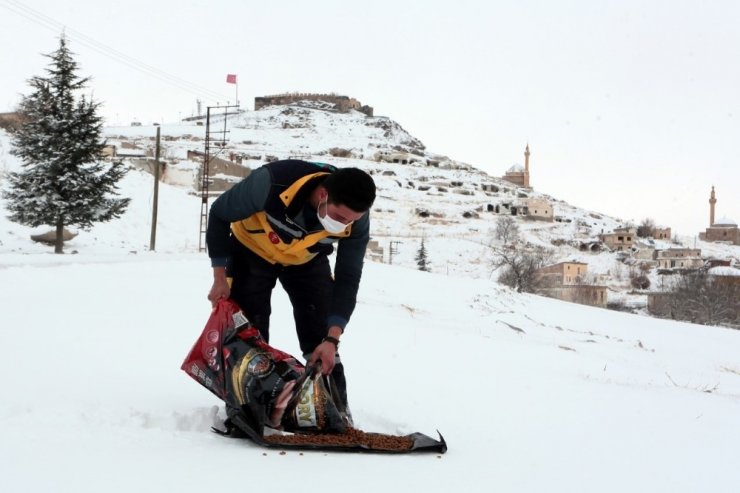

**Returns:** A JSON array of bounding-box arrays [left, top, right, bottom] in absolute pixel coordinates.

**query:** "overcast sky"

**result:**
[[1, 0, 738, 236]]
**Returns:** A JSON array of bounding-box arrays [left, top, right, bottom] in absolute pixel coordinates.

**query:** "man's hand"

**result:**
[[309, 341, 337, 375], [309, 326, 343, 375], [208, 267, 230, 306]]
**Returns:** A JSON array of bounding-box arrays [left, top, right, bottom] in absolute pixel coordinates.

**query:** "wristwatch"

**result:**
[[322, 335, 340, 348]]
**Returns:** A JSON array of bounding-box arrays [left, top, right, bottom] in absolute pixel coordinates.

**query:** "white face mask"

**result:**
[[318, 198, 351, 234]]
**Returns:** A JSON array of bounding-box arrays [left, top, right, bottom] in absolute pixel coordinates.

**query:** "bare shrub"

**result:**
[[637, 218, 656, 238], [495, 215, 520, 245], [631, 275, 651, 290], [662, 272, 739, 327], [493, 246, 552, 293]]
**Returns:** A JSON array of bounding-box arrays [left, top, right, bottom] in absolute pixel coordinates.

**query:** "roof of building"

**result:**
[[506, 163, 524, 173], [708, 266, 740, 276], [713, 217, 738, 227]]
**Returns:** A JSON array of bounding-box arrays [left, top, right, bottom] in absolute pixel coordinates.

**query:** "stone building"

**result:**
[[186, 150, 251, 192], [254, 93, 373, 116], [524, 198, 554, 221], [699, 186, 740, 245], [700, 217, 740, 245], [655, 248, 703, 270], [535, 261, 588, 286], [502, 144, 531, 188], [365, 239, 385, 262], [633, 240, 657, 262], [708, 266, 740, 287], [540, 285, 608, 308], [534, 261, 607, 308], [653, 227, 671, 240], [599, 227, 636, 251]]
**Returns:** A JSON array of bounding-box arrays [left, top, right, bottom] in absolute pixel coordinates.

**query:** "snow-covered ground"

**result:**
[[2, 130, 740, 492]]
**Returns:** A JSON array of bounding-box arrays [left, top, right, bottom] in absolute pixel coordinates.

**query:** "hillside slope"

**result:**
[[2, 103, 738, 306]]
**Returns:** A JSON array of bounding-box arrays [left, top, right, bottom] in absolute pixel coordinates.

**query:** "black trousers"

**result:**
[[227, 238, 348, 405]]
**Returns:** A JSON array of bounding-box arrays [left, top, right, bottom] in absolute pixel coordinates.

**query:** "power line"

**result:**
[[0, 0, 230, 103]]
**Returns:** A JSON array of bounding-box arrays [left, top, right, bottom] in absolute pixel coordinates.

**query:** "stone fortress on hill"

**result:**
[[254, 93, 373, 117]]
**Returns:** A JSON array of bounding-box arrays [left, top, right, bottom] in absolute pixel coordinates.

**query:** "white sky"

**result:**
[[1, 0, 738, 235]]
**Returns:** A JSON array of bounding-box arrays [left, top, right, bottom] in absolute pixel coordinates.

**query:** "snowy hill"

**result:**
[[1, 116, 740, 491], [2, 103, 739, 290], [102, 106, 628, 266], [102, 104, 738, 300]]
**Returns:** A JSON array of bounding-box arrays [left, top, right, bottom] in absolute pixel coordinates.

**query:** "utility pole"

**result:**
[[199, 104, 239, 251], [389, 240, 402, 265], [149, 126, 161, 251]]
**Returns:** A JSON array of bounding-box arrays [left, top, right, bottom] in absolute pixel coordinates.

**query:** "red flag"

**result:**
[[226, 74, 237, 84]]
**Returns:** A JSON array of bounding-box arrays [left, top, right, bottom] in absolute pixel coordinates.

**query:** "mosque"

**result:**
[[502, 144, 531, 188], [699, 186, 739, 245]]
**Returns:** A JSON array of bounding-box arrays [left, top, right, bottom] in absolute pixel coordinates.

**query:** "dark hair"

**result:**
[[324, 167, 376, 212]]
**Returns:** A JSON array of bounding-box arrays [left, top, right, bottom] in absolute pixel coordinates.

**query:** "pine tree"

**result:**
[[2, 35, 129, 253], [415, 237, 430, 272]]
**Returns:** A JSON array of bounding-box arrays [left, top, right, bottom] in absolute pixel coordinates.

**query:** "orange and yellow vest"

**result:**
[[230, 162, 352, 266]]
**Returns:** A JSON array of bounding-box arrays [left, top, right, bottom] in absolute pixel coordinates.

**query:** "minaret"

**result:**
[[709, 186, 717, 226], [524, 143, 530, 188]]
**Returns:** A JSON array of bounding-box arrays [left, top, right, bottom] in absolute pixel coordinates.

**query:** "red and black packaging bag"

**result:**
[[181, 299, 345, 435]]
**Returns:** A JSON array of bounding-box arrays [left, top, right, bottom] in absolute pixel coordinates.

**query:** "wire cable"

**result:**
[[0, 0, 231, 103]]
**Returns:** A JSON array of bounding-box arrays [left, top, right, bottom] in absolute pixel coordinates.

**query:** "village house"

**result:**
[[126, 145, 253, 193], [708, 266, 740, 287], [653, 227, 671, 240], [101, 144, 117, 159], [599, 227, 636, 251], [186, 150, 251, 192], [533, 261, 608, 308], [633, 240, 657, 262], [655, 248, 703, 271], [365, 239, 385, 263], [535, 261, 588, 286], [524, 198, 554, 221], [115, 143, 147, 158], [706, 258, 732, 268], [545, 285, 608, 308]]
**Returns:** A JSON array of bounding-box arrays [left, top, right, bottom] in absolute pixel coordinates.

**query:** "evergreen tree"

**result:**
[[2, 35, 129, 253], [415, 237, 430, 272]]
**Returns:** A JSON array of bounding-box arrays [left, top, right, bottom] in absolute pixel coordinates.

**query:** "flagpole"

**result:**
[[226, 74, 239, 106]]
